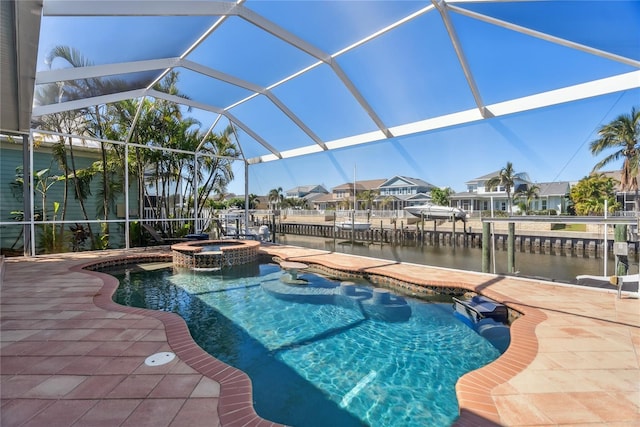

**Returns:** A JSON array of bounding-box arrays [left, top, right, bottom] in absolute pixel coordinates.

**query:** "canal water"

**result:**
[[276, 234, 639, 286]]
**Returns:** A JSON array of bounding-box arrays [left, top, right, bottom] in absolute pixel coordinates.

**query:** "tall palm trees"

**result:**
[[486, 162, 529, 215], [590, 107, 640, 211], [32, 46, 240, 248], [268, 187, 284, 210], [41, 45, 143, 248], [358, 190, 378, 211], [192, 125, 239, 218], [514, 184, 540, 214]]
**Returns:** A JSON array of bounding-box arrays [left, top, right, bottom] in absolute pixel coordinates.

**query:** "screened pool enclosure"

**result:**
[[1, 0, 639, 255]]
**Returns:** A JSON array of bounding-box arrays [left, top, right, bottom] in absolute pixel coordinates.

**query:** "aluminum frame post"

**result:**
[[22, 134, 32, 256], [124, 142, 130, 249]]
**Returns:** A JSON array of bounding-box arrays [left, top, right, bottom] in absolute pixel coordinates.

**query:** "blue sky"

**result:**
[[35, 1, 640, 196], [230, 89, 640, 195]]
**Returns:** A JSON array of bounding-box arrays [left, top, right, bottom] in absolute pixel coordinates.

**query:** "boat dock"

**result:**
[[270, 220, 638, 258]]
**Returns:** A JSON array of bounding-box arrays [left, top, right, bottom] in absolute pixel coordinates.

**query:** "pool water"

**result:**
[[200, 241, 237, 252], [112, 263, 502, 427]]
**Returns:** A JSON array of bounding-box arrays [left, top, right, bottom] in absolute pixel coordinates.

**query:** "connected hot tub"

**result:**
[[171, 239, 261, 270]]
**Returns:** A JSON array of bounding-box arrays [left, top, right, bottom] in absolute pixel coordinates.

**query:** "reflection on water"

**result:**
[[277, 234, 639, 284]]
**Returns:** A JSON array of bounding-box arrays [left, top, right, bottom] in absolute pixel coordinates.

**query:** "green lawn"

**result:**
[[550, 223, 587, 232]]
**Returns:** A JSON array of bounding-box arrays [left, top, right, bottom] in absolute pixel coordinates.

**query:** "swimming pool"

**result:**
[[112, 262, 502, 426]]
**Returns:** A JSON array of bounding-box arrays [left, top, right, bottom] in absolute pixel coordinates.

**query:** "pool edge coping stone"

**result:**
[[75, 247, 547, 427]]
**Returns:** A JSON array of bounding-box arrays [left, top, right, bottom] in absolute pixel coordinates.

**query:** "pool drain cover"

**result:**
[[145, 352, 175, 366]]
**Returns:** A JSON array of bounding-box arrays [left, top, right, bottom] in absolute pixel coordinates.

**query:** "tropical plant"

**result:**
[[380, 196, 394, 211], [589, 107, 640, 211], [204, 199, 227, 210], [485, 162, 529, 215], [43, 45, 141, 247], [34, 47, 241, 245], [104, 72, 238, 236], [335, 197, 352, 210], [268, 187, 284, 210], [11, 166, 67, 253], [247, 194, 260, 210], [191, 124, 239, 217], [358, 189, 378, 211], [569, 174, 620, 215], [32, 95, 99, 248], [227, 197, 245, 208], [285, 197, 309, 209], [514, 184, 540, 214], [431, 187, 453, 206]]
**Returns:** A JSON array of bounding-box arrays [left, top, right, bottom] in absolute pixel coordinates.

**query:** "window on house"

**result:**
[[542, 200, 547, 210]]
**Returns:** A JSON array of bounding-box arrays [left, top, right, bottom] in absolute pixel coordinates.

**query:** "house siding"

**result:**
[[1, 140, 138, 252]]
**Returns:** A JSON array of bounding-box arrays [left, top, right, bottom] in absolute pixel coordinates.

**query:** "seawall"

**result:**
[[265, 216, 638, 259]]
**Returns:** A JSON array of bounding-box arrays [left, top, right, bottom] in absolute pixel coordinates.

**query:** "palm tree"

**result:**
[[380, 196, 394, 211], [247, 194, 260, 210], [33, 77, 98, 248], [486, 162, 528, 215], [106, 71, 202, 235], [44, 45, 144, 247], [268, 187, 284, 210], [358, 190, 378, 210], [191, 124, 240, 217], [514, 184, 540, 214], [590, 107, 640, 211]]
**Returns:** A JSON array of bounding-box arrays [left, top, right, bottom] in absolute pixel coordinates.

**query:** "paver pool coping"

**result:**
[[77, 262, 270, 427], [2, 246, 638, 426], [81, 250, 520, 426], [260, 246, 545, 426]]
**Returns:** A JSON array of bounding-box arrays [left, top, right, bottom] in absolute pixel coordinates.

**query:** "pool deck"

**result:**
[[1, 245, 638, 426]]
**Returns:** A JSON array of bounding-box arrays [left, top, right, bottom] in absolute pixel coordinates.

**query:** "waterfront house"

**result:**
[[600, 170, 640, 212], [376, 176, 439, 211], [309, 192, 335, 211], [314, 179, 386, 211], [451, 170, 573, 215], [451, 170, 532, 214], [535, 181, 571, 214], [284, 185, 329, 199]]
